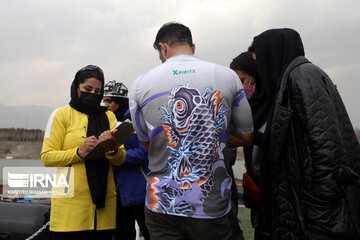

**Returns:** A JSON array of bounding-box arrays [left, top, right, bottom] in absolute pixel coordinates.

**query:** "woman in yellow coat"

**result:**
[[41, 65, 126, 240]]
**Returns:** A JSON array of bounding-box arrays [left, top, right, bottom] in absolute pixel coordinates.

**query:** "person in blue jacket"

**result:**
[[103, 80, 150, 240]]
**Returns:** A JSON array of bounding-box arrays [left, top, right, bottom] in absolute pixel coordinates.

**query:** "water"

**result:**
[[232, 160, 246, 179], [0, 159, 246, 185], [0, 159, 43, 185]]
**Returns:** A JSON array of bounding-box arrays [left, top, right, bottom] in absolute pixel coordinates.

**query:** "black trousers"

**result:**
[[51, 230, 113, 240], [114, 198, 150, 240], [144, 207, 244, 240]]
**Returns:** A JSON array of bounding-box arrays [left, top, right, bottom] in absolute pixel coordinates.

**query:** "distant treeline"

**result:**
[[0, 128, 44, 142]]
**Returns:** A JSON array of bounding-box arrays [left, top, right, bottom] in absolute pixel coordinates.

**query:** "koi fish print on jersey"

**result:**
[[149, 84, 230, 216]]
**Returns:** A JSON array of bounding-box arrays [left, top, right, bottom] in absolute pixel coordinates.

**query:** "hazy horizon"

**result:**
[[1, 101, 360, 130]]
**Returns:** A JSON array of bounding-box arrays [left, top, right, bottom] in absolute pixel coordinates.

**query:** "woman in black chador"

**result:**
[[248, 28, 360, 240]]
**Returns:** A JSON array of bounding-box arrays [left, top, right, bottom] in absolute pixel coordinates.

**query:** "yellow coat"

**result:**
[[41, 105, 126, 232]]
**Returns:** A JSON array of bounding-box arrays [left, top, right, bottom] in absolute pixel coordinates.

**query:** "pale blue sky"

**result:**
[[0, 0, 359, 128]]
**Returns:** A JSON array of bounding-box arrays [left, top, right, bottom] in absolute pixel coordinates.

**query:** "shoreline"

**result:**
[[0, 141, 42, 160]]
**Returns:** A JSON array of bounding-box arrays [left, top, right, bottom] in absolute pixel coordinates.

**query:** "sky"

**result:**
[[1, 0, 360, 128]]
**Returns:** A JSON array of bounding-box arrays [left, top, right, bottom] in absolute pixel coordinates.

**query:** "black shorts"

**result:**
[[144, 207, 244, 240]]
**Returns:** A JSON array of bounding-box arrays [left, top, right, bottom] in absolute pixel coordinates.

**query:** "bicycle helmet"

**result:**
[[104, 80, 128, 98]]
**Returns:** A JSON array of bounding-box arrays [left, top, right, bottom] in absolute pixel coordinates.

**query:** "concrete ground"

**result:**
[[238, 206, 254, 240]]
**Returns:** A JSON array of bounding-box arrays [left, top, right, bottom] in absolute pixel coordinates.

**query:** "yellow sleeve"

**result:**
[[106, 144, 126, 166], [41, 108, 82, 167], [106, 110, 126, 166]]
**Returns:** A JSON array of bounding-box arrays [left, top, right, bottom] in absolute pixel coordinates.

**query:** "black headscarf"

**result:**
[[252, 28, 305, 132], [69, 65, 109, 209], [230, 52, 264, 131], [250, 28, 305, 233], [112, 97, 131, 122]]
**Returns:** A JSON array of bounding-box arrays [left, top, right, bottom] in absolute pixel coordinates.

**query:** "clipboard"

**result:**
[[84, 120, 134, 161]]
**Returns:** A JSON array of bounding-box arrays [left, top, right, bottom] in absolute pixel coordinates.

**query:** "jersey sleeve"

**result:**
[[41, 108, 82, 167], [129, 75, 150, 142]]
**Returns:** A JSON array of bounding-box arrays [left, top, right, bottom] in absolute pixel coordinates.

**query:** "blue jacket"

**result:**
[[113, 110, 149, 207]]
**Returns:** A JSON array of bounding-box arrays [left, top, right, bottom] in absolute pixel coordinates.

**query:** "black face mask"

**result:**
[[79, 91, 101, 109]]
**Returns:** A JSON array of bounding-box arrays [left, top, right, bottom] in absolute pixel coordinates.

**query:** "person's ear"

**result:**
[[191, 44, 196, 54], [158, 42, 167, 57]]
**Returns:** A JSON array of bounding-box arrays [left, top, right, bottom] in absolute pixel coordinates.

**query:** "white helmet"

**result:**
[[104, 80, 128, 98]]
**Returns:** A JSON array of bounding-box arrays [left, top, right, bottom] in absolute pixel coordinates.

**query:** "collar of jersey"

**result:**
[[165, 54, 197, 62]]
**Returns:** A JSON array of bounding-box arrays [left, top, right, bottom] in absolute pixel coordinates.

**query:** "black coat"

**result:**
[[270, 56, 360, 239]]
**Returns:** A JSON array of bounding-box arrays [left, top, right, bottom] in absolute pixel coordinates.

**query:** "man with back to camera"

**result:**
[[129, 22, 253, 240]]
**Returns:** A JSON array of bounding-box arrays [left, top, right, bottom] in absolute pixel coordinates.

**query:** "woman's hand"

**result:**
[[78, 136, 98, 158], [98, 129, 118, 152]]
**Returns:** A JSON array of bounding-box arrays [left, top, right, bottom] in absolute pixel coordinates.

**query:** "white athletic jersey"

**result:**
[[130, 54, 253, 219]]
